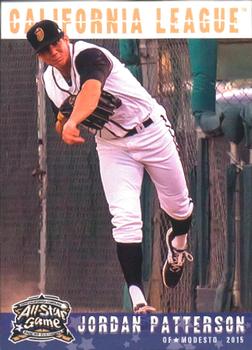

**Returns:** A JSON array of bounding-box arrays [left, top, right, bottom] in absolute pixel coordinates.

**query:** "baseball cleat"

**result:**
[[162, 228, 193, 288], [133, 303, 156, 314]]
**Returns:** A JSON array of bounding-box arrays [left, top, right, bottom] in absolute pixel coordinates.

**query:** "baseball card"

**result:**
[[1, 1, 252, 349]]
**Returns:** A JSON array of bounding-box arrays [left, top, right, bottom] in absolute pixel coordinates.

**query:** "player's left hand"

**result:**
[[62, 119, 85, 145]]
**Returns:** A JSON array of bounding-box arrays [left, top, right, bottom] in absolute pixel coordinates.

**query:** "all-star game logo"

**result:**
[[9, 294, 75, 343]]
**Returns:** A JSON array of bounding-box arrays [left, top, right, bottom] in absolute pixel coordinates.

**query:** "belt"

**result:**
[[124, 118, 153, 137]]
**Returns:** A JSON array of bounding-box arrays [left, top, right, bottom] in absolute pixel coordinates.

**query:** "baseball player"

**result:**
[[27, 20, 193, 314]]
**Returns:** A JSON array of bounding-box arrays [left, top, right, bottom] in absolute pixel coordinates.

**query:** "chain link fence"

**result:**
[[0, 39, 125, 312], [209, 79, 251, 310], [140, 39, 197, 312], [145, 39, 252, 312], [0, 40, 40, 311]]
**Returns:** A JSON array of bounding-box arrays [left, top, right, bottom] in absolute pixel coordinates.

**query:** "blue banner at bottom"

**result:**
[[1, 312, 252, 350]]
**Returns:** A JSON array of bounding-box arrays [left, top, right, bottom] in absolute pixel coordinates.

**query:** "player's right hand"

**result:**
[[61, 119, 85, 145], [55, 120, 65, 136]]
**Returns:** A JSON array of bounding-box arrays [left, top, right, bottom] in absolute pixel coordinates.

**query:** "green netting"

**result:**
[[188, 39, 217, 113]]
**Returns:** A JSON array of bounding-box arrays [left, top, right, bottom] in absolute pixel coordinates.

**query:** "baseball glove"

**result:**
[[56, 90, 121, 133]]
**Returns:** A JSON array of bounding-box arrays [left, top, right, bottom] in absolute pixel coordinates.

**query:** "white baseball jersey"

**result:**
[[43, 41, 166, 137]]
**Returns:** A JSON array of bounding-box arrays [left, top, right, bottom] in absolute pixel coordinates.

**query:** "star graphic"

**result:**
[[166, 341, 183, 350], [69, 316, 82, 331], [78, 337, 95, 350], [173, 338, 179, 343], [184, 344, 196, 350], [15, 324, 23, 332], [37, 343, 47, 348], [215, 340, 224, 349], [124, 341, 130, 348], [132, 334, 140, 343], [66, 342, 79, 350]]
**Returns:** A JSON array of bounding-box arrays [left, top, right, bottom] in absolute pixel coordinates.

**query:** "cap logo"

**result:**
[[35, 27, 44, 42]]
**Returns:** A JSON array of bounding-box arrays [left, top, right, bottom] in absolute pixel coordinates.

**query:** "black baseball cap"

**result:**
[[26, 20, 64, 53]]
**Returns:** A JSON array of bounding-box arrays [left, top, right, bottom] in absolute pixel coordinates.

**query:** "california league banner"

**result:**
[[1, 1, 252, 39]]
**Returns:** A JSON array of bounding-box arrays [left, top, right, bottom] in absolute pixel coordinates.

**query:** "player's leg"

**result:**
[[141, 117, 193, 288], [96, 139, 155, 312]]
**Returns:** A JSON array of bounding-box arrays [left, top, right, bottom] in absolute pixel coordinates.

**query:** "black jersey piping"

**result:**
[[52, 43, 77, 97]]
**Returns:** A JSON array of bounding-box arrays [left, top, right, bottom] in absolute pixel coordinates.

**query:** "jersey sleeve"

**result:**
[[75, 48, 112, 88]]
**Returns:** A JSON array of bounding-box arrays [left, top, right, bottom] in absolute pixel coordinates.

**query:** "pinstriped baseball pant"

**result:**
[[96, 114, 193, 243]]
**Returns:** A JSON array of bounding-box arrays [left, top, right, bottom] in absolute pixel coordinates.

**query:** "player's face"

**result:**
[[38, 36, 70, 70]]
